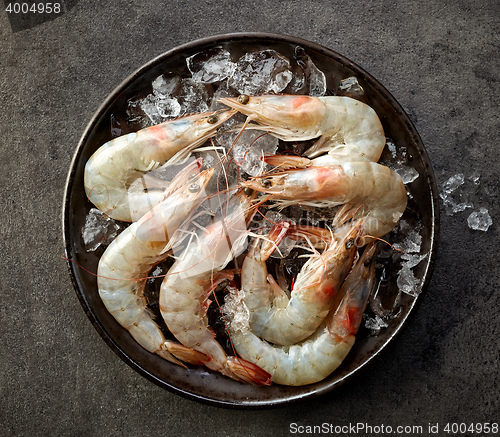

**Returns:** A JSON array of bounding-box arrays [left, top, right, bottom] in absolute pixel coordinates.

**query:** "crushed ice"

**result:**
[[222, 285, 250, 332], [187, 47, 235, 84], [228, 49, 293, 95], [440, 173, 492, 231], [229, 130, 278, 177], [82, 208, 124, 251], [385, 140, 419, 184], [467, 207, 492, 231], [392, 220, 428, 297], [364, 314, 389, 335]]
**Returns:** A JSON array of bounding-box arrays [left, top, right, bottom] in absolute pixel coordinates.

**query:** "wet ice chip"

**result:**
[[82, 208, 123, 251], [386, 139, 397, 159], [152, 74, 182, 97], [441, 173, 465, 195], [155, 97, 181, 119], [223, 286, 251, 331], [467, 208, 492, 231], [230, 130, 278, 176], [210, 82, 241, 117], [187, 47, 236, 84], [140, 96, 164, 124], [394, 165, 419, 184], [338, 76, 365, 100], [364, 314, 389, 335], [401, 252, 428, 269], [176, 78, 211, 114], [293, 46, 326, 97], [393, 229, 422, 253], [469, 173, 481, 185], [397, 263, 421, 296], [439, 173, 476, 215], [228, 50, 293, 95], [339, 77, 363, 93]]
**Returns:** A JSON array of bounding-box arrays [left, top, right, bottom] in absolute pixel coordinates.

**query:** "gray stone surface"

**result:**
[[1, 0, 498, 435]]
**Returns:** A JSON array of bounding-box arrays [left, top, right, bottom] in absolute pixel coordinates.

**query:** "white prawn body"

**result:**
[[218, 95, 385, 163], [226, 243, 378, 386], [238, 222, 360, 345], [242, 161, 408, 242], [159, 193, 272, 385], [84, 109, 235, 221], [97, 161, 215, 367]]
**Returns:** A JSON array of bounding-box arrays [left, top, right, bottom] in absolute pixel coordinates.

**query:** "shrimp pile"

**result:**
[[83, 88, 408, 386]]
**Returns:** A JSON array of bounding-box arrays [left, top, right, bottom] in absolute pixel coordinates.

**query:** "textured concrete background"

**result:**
[[1, 0, 498, 435]]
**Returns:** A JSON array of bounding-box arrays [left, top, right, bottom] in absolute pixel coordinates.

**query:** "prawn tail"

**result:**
[[225, 356, 273, 386], [160, 341, 212, 367], [263, 154, 312, 170]]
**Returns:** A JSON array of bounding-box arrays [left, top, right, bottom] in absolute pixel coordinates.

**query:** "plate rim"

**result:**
[[62, 32, 440, 409]]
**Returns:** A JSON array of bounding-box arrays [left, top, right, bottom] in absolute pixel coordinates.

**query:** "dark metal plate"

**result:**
[[62, 33, 439, 408]]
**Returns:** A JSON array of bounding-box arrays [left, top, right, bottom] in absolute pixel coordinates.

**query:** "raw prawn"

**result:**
[[159, 191, 272, 385], [241, 161, 407, 243], [218, 94, 385, 163], [97, 159, 214, 367], [225, 243, 378, 386], [84, 109, 235, 221], [237, 218, 361, 345]]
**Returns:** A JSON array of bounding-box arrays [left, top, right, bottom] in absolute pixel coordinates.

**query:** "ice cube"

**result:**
[[82, 208, 124, 251], [439, 173, 476, 215], [223, 286, 250, 331], [386, 138, 397, 159], [187, 47, 236, 84], [393, 230, 422, 254], [152, 74, 182, 97], [337, 76, 366, 101], [467, 208, 492, 231], [228, 50, 293, 95], [397, 263, 421, 296], [393, 165, 419, 184], [293, 46, 326, 97], [364, 314, 389, 335], [229, 130, 278, 177], [155, 97, 181, 119], [441, 173, 465, 195], [176, 78, 212, 114], [401, 252, 428, 269]]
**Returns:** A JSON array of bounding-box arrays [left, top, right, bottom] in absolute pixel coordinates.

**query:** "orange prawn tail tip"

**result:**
[[226, 357, 272, 386], [163, 341, 211, 368], [218, 94, 326, 140], [257, 220, 292, 261]]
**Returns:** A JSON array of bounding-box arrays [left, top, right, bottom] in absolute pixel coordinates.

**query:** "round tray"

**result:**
[[63, 33, 439, 408]]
